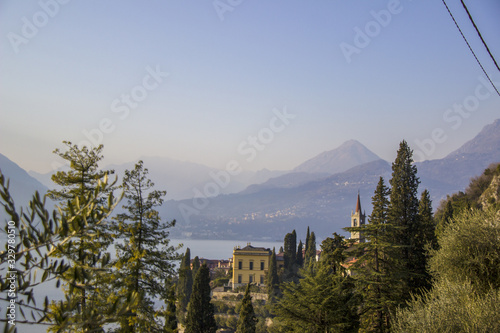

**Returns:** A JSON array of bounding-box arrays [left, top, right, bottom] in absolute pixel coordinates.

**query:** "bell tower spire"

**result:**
[[350, 192, 366, 242]]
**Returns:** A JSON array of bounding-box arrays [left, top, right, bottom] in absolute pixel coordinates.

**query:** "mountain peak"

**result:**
[[293, 140, 381, 175], [446, 118, 500, 158]]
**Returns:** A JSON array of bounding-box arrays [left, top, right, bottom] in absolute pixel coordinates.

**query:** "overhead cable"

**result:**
[[441, 0, 500, 96]]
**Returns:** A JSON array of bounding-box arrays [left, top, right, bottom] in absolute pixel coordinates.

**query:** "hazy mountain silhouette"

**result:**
[[3, 119, 500, 241], [417, 118, 500, 196], [0, 154, 48, 213], [166, 120, 500, 240], [293, 140, 381, 174]]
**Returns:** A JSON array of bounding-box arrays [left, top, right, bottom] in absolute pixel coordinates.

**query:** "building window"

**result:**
[[249, 275, 253, 283], [260, 275, 264, 284], [238, 260, 243, 270], [238, 275, 242, 284], [260, 261, 265, 270], [249, 261, 254, 270]]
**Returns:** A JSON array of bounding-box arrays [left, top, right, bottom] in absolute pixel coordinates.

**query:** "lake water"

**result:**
[[4, 238, 283, 333]]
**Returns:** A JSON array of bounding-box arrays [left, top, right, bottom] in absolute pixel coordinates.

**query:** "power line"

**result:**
[[460, 0, 500, 73], [441, 0, 500, 96]]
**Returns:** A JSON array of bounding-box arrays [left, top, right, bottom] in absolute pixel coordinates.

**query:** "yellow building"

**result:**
[[232, 243, 271, 289]]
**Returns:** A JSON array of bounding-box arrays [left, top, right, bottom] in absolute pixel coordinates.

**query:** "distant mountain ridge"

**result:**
[[164, 159, 391, 241], [2, 119, 499, 241], [166, 119, 500, 240], [0, 154, 48, 214], [417, 118, 500, 192], [293, 140, 381, 174], [29, 155, 287, 200]]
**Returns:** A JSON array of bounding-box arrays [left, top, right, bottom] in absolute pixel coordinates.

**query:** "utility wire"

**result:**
[[460, 0, 500, 73], [441, 0, 500, 96]]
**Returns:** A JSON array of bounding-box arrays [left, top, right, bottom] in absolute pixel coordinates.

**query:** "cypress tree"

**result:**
[[305, 231, 316, 264], [305, 227, 310, 262], [164, 286, 178, 333], [192, 256, 201, 279], [236, 284, 257, 333], [283, 230, 297, 271], [185, 264, 217, 333], [266, 247, 279, 301], [177, 248, 193, 318], [296, 240, 304, 267]]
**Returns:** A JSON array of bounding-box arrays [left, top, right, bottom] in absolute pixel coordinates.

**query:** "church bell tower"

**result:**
[[350, 192, 366, 243]]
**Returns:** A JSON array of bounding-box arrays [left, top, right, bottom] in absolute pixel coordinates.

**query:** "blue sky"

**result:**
[[1, 0, 499, 173]]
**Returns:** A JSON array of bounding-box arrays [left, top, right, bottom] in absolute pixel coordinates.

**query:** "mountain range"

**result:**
[[1, 119, 499, 241]]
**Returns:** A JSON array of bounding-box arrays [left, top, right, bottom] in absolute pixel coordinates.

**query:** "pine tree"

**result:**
[[387, 140, 422, 300], [177, 248, 193, 320], [345, 177, 396, 332], [435, 199, 454, 239], [413, 189, 436, 290], [236, 284, 257, 333], [273, 234, 360, 332], [185, 264, 217, 333], [320, 233, 347, 274], [0, 167, 132, 332], [113, 160, 180, 331], [47, 141, 116, 331]]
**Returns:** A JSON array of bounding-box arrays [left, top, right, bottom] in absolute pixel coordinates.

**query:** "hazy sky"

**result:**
[[1, 0, 499, 174]]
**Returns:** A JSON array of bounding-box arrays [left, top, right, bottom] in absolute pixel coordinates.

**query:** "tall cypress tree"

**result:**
[[164, 286, 178, 333], [296, 240, 304, 267], [192, 256, 201, 280], [177, 248, 193, 320], [304, 227, 311, 263], [185, 264, 217, 333], [387, 140, 421, 300], [305, 231, 316, 264], [283, 230, 297, 272], [266, 247, 279, 301], [236, 284, 257, 333]]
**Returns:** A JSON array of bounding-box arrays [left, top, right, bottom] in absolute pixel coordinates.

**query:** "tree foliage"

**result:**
[[386, 140, 431, 300], [0, 166, 136, 332], [113, 160, 180, 332], [236, 284, 257, 333], [46, 142, 119, 332], [163, 286, 178, 333], [393, 208, 500, 332], [272, 234, 360, 333], [185, 264, 217, 333], [305, 230, 316, 265], [177, 247, 193, 321]]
